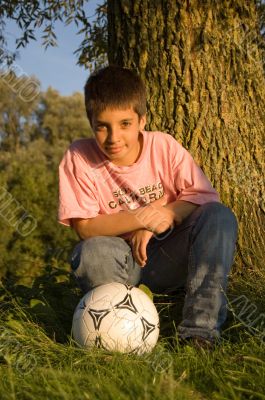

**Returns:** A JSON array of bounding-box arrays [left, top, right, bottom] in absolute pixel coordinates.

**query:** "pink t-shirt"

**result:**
[[58, 131, 219, 236]]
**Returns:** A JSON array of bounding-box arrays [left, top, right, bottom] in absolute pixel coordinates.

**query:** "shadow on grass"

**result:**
[[153, 289, 186, 339], [1, 266, 82, 343]]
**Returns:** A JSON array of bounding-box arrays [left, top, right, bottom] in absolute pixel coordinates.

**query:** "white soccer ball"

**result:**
[[72, 282, 160, 354]]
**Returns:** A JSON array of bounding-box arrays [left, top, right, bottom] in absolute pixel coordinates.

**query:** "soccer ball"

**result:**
[[72, 282, 160, 354]]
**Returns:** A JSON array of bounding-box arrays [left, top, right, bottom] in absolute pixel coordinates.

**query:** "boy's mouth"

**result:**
[[107, 146, 124, 154]]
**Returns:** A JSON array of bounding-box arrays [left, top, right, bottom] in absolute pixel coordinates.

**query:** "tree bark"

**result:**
[[107, 0, 265, 272]]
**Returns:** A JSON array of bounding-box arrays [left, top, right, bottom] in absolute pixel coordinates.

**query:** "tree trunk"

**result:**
[[107, 0, 265, 272]]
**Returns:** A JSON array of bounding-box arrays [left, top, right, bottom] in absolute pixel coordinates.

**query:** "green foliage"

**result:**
[[0, 78, 93, 285], [0, 72, 40, 151], [35, 87, 91, 144], [0, 137, 77, 284]]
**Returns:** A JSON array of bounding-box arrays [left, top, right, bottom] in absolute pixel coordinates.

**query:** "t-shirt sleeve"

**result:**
[[58, 147, 100, 226], [170, 138, 220, 204]]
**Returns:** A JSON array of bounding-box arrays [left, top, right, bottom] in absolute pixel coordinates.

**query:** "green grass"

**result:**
[[0, 268, 264, 400]]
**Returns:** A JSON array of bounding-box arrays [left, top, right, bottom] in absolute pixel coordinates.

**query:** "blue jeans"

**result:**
[[70, 202, 238, 341]]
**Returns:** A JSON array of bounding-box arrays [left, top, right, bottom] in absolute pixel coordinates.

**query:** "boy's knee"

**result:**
[[71, 236, 139, 293], [71, 236, 125, 271], [81, 236, 130, 263], [82, 236, 112, 257], [200, 202, 238, 232]]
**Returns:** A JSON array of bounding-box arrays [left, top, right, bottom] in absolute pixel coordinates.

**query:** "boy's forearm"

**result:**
[[75, 210, 143, 239], [164, 200, 199, 223]]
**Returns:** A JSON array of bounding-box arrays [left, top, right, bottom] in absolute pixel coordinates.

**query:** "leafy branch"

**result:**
[[0, 0, 107, 70]]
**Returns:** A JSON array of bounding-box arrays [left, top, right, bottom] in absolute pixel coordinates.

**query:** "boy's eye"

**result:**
[[95, 124, 106, 131], [121, 121, 131, 128]]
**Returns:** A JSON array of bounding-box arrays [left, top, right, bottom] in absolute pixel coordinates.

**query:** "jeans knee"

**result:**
[[81, 236, 128, 260], [200, 202, 238, 235], [70, 236, 123, 272], [71, 236, 139, 293]]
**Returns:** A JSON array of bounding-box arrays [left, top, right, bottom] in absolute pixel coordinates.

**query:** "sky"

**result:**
[[4, 0, 103, 96]]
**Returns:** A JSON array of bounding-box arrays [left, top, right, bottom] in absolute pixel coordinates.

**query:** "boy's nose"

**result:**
[[106, 128, 122, 144]]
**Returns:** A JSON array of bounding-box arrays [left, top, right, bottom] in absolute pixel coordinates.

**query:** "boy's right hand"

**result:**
[[130, 229, 154, 267]]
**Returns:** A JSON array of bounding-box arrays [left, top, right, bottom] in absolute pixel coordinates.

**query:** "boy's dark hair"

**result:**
[[84, 65, 146, 124]]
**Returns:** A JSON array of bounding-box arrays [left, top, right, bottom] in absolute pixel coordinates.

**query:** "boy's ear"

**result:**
[[139, 114, 146, 130]]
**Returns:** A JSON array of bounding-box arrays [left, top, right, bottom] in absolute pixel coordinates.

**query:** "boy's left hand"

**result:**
[[130, 229, 154, 267], [134, 202, 177, 235]]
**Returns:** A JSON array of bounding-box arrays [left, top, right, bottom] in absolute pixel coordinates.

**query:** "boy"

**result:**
[[58, 65, 238, 347]]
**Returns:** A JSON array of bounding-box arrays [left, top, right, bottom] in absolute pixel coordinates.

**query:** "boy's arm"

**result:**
[[164, 200, 199, 222], [72, 198, 198, 239], [72, 196, 167, 239]]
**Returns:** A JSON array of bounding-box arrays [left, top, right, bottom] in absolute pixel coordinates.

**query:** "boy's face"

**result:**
[[91, 107, 146, 166]]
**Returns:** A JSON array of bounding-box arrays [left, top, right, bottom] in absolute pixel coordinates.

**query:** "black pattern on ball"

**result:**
[[88, 308, 111, 330], [114, 292, 138, 314], [141, 316, 156, 341]]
